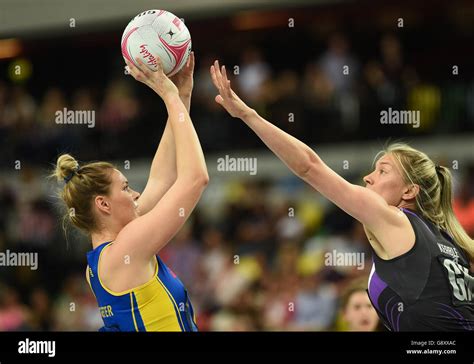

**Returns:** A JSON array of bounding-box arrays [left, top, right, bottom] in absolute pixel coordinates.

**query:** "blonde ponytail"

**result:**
[[436, 165, 474, 260]]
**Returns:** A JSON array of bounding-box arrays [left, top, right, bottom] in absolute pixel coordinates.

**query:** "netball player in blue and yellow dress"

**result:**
[[210, 60, 474, 331], [53, 53, 208, 331]]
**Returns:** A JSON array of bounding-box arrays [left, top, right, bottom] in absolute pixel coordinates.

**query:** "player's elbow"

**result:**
[[184, 172, 209, 192], [296, 161, 312, 178], [296, 149, 322, 179], [196, 173, 210, 188], [177, 166, 209, 189]]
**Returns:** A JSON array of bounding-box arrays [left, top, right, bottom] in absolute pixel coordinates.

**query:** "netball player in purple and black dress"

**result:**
[[210, 60, 474, 331]]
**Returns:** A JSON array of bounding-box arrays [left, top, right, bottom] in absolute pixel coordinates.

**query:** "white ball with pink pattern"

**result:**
[[121, 9, 192, 76]]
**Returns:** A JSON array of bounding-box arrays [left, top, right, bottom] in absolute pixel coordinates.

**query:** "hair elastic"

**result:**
[[64, 166, 80, 184]]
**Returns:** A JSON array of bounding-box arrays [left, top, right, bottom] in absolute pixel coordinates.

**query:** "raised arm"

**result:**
[[113, 56, 208, 263], [137, 52, 195, 215], [210, 60, 410, 257]]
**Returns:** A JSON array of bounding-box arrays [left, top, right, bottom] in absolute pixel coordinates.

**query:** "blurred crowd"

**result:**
[[0, 29, 473, 167], [0, 164, 473, 331]]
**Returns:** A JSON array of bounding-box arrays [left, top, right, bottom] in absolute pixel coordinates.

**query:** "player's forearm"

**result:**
[[179, 94, 191, 113], [147, 121, 177, 185], [164, 95, 208, 182], [146, 93, 191, 185], [147, 90, 191, 183], [242, 110, 321, 177]]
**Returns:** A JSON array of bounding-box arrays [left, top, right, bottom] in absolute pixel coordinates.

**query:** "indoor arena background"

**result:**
[[0, 0, 473, 331]]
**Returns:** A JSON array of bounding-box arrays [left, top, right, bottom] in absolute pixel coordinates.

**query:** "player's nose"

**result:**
[[363, 174, 373, 186]]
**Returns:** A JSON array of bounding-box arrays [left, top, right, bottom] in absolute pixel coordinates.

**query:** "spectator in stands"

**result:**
[[319, 33, 357, 94], [0, 283, 31, 331], [28, 287, 52, 331], [236, 47, 271, 102], [292, 272, 338, 330], [340, 278, 379, 331]]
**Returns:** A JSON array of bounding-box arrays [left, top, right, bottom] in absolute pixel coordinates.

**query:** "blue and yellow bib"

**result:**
[[86, 242, 198, 332]]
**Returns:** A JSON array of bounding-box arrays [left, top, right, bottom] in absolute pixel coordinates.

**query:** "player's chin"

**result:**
[[133, 201, 140, 215]]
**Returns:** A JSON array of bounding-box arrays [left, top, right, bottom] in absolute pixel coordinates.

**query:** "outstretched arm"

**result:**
[[210, 60, 409, 257], [114, 56, 208, 262], [137, 52, 195, 215]]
